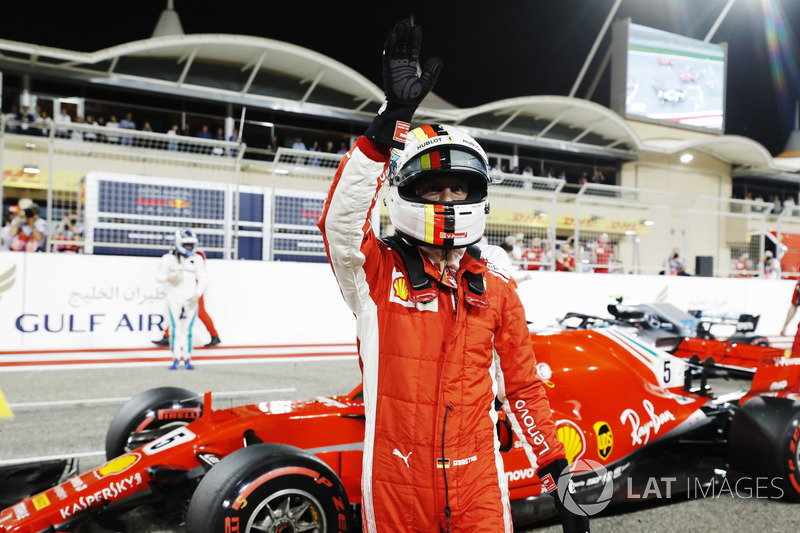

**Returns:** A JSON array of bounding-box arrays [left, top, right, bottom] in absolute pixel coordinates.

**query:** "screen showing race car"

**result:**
[[610, 20, 727, 132]]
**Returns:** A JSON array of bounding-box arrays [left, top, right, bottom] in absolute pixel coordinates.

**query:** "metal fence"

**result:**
[[3, 118, 799, 278]]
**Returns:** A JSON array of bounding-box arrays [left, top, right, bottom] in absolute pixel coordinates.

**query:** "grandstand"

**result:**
[[2, 25, 800, 277]]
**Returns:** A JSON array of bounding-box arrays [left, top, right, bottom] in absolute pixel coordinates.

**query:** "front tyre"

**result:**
[[105, 387, 201, 459], [186, 443, 351, 533]]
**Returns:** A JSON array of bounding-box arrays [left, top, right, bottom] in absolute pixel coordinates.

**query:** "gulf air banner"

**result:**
[[0, 251, 795, 352]]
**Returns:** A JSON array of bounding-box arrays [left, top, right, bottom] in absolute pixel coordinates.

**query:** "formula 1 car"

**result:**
[[654, 86, 686, 103], [1, 327, 799, 533], [558, 302, 782, 375]]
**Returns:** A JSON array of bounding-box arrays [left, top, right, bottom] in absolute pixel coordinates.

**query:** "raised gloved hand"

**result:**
[[365, 19, 443, 149], [537, 458, 591, 533]]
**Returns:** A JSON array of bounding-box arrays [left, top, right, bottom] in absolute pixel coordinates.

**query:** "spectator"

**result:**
[[212, 127, 225, 156], [337, 141, 348, 154], [84, 115, 98, 142], [291, 136, 307, 150], [784, 195, 797, 216], [504, 234, 522, 265], [105, 114, 121, 144], [8, 201, 47, 252], [498, 241, 519, 270], [308, 140, 321, 166], [5, 105, 19, 133], [119, 112, 136, 146], [592, 232, 614, 273], [556, 240, 576, 272], [54, 107, 72, 138], [228, 128, 241, 157], [521, 237, 542, 271], [770, 195, 783, 215], [197, 124, 213, 154], [35, 110, 53, 137], [167, 124, 180, 151], [0, 208, 14, 251], [325, 140, 336, 153], [18, 105, 35, 134], [591, 169, 605, 184], [666, 247, 686, 275], [268, 135, 279, 152], [731, 252, 751, 277], [539, 240, 554, 271], [579, 171, 589, 185], [763, 250, 781, 279], [70, 116, 85, 141], [51, 212, 83, 253]]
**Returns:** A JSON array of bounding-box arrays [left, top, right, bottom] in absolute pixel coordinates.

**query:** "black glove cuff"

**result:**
[[538, 457, 570, 494], [364, 100, 417, 149]]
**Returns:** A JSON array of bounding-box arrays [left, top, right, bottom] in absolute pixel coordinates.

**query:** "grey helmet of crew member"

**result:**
[[174, 229, 198, 258]]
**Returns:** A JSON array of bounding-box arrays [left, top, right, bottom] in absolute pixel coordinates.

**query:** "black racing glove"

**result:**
[[538, 458, 591, 533], [365, 19, 443, 149]]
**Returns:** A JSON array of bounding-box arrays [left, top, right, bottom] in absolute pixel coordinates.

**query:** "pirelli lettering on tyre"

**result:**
[[157, 407, 201, 420], [594, 421, 614, 460]]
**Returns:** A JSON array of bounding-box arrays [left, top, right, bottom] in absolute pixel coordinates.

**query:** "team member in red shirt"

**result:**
[[780, 280, 800, 356], [318, 19, 587, 533], [591, 233, 613, 273]]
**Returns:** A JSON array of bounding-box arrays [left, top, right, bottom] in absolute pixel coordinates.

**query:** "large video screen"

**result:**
[[611, 20, 727, 132]]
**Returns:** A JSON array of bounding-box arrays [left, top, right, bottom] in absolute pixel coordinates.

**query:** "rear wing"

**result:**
[[747, 357, 800, 399]]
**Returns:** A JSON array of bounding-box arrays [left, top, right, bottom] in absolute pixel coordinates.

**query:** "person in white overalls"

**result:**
[[156, 230, 207, 370]]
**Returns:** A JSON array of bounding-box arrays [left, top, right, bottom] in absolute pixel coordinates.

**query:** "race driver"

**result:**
[[155, 229, 207, 370], [318, 19, 588, 533]]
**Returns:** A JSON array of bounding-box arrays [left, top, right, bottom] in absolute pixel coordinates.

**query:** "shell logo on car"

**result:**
[[96, 454, 140, 477], [556, 420, 585, 465]]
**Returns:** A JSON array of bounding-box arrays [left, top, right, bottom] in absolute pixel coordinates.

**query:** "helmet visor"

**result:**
[[393, 147, 489, 188]]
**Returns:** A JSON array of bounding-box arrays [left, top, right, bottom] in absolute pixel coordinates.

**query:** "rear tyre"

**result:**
[[729, 396, 800, 501], [105, 386, 201, 459], [185, 443, 351, 533]]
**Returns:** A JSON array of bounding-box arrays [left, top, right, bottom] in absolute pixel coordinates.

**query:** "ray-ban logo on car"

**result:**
[[620, 400, 675, 445]]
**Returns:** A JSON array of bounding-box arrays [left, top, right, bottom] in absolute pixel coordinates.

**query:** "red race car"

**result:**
[[1, 327, 799, 533]]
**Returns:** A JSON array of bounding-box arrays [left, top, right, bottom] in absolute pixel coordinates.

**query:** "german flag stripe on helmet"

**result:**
[[424, 204, 456, 247]]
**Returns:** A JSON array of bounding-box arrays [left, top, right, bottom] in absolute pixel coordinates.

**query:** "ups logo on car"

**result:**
[[594, 421, 614, 460]]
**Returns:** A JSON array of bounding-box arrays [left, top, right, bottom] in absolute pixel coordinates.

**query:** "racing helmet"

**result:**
[[175, 229, 198, 257], [386, 124, 491, 249]]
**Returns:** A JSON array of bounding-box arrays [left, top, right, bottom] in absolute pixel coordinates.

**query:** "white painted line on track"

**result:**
[[8, 388, 297, 408], [0, 354, 358, 372], [0, 450, 105, 466]]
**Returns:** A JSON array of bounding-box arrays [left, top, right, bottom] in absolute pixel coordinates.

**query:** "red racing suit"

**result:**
[[318, 136, 565, 532]]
